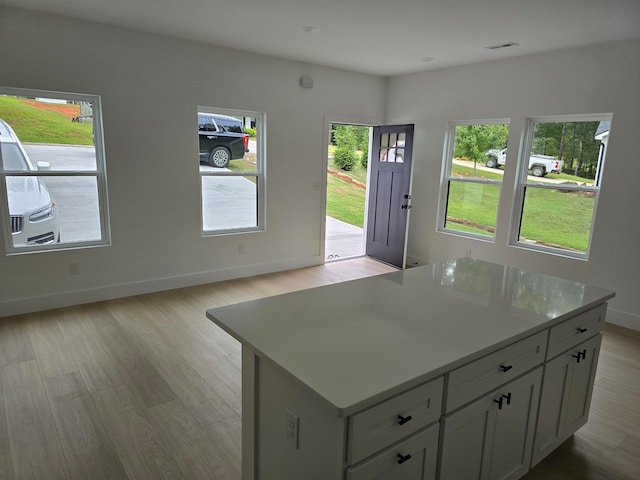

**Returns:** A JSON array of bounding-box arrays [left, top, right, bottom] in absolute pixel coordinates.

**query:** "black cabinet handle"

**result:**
[[494, 397, 504, 410], [397, 453, 412, 464], [502, 392, 512, 406], [572, 350, 587, 363], [398, 414, 413, 426], [500, 364, 513, 373], [577, 327, 588, 333]]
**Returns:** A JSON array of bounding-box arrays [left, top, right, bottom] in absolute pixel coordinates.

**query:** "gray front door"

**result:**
[[365, 125, 414, 268]]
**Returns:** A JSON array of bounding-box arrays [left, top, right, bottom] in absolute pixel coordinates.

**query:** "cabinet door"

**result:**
[[490, 367, 542, 480], [346, 424, 439, 480], [440, 395, 495, 480], [532, 334, 602, 466], [440, 368, 542, 480], [563, 334, 601, 434]]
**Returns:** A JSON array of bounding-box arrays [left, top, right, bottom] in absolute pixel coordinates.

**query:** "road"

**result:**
[[452, 159, 577, 184], [23, 144, 258, 242]]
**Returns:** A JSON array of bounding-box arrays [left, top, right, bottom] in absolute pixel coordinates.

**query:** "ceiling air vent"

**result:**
[[484, 42, 519, 50]]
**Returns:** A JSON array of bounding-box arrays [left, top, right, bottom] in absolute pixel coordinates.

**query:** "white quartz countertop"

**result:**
[[206, 258, 615, 416]]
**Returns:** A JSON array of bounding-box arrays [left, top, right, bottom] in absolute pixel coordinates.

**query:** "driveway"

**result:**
[[21, 143, 259, 242], [24, 144, 101, 243]]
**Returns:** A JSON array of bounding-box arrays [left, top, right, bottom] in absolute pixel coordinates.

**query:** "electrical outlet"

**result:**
[[286, 409, 299, 449]]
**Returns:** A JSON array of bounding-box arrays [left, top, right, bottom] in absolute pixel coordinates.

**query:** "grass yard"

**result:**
[[0, 96, 94, 145], [326, 174, 366, 227], [447, 164, 595, 252]]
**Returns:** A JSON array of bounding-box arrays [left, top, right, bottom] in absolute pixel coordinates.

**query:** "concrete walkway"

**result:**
[[325, 216, 364, 261]]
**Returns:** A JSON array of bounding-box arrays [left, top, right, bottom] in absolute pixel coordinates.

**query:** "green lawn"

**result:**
[[447, 164, 594, 252], [326, 174, 366, 227], [0, 96, 94, 145]]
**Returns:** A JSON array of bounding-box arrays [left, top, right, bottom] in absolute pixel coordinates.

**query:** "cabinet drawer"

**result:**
[[446, 331, 547, 412], [348, 377, 443, 465], [346, 423, 439, 480], [547, 303, 606, 359]]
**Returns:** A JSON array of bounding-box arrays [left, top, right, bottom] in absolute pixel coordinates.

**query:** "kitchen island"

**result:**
[[206, 258, 615, 480]]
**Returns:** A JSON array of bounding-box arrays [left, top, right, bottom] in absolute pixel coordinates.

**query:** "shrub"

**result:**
[[360, 143, 369, 168], [245, 127, 257, 137], [334, 146, 357, 171]]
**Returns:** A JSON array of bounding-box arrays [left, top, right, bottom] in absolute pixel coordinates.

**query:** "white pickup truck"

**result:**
[[485, 148, 563, 177]]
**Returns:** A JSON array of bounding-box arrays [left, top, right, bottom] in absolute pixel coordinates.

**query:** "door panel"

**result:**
[[366, 125, 414, 268]]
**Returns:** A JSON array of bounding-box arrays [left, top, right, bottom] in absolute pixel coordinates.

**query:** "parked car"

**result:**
[[0, 119, 60, 247], [485, 148, 564, 177], [198, 113, 249, 168]]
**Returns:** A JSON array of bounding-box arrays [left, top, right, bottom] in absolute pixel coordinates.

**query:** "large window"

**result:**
[[198, 107, 265, 234], [0, 87, 110, 254], [438, 120, 510, 239], [511, 115, 611, 258]]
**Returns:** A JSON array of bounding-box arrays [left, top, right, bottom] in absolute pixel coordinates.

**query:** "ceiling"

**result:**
[[3, 0, 640, 76]]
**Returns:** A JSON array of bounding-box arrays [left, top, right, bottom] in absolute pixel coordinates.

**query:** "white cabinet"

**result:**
[[347, 424, 439, 480], [440, 367, 542, 480], [206, 259, 615, 480], [532, 334, 602, 465], [348, 377, 443, 464]]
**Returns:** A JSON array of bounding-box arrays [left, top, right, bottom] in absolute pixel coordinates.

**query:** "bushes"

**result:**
[[361, 143, 369, 168], [334, 146, 357, 171], [332, 124, 370, 171]]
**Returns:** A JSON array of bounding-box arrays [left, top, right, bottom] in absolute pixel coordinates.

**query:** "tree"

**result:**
[[333, 125, 358, 171], [453, 124, 509, 165]]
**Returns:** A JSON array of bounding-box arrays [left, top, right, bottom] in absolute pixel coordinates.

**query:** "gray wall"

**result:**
[[387, 39, 640, 330], [0, 7, 386, 315]]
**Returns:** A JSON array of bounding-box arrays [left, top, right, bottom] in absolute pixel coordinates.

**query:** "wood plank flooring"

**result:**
[[0, 257, 638, 480]]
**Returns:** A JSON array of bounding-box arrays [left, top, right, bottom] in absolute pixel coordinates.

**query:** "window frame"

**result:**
[[0, 86, 111, 255], [437, 118, 510, 242], [509, 113, 612, 260], [198, 106, 266, 236]]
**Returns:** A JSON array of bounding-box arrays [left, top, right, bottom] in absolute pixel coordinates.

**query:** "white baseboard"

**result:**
[[605, 307, 640, 332], [0, 256, 323, 318]]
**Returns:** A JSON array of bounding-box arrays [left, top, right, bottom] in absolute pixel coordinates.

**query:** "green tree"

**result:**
[[333, 125, 358, 171], [532, 121, 601, 179], [453, 124, 509, 165]]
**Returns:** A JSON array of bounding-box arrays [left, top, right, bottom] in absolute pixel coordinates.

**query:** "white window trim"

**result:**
[[198, 106, 266, 236], [509, 113, 612, 260], [0, 86, 111, 255], [437, 119, 510, 242]]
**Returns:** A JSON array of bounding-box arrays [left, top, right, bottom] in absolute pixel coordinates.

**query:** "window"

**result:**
[[198, 107, 265, 234], [0, 87, 110, 253], [511, 115, 611, 258], [438, 120, 510, 239]]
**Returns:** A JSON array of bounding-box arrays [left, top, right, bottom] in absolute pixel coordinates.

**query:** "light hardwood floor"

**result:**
[[1, 258, 638, 480]]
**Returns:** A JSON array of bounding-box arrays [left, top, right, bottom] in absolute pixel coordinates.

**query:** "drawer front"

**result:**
[[346, 423, 439, 480], [446, 330, 547, 412], [547, 303, 607, 359], [348, 376, 443, 465]]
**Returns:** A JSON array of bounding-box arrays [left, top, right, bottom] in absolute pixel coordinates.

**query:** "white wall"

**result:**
[[0, 7, 386, 316], [387, 39, 640, 330]]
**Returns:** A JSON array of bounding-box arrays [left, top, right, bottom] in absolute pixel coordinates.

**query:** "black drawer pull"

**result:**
[[397, 453, 412, 464], [502, 392, 512, 405], [397, 414, 413, 426], [500, 364, 513, 373], [494, 397, 504, 410], [577, 327, 588, 333]]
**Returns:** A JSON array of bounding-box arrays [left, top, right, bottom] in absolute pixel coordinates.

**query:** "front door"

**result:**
[[365, 124, 414, 268]]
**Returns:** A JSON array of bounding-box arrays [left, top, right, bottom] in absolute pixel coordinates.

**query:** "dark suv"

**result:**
[[198, 113, 249, 168]]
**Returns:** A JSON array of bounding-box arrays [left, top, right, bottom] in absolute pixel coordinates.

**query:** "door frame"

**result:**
[[321, 114, 381, 262]]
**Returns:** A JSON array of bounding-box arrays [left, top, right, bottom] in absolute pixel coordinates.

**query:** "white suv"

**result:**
[[1, 119, 60, 247]]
